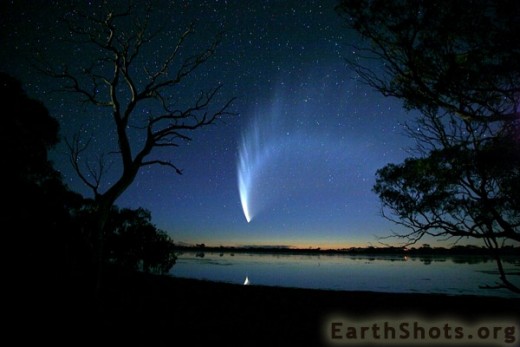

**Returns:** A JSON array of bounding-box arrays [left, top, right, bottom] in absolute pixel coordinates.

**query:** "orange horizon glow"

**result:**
[[175, 236, 496, 250]]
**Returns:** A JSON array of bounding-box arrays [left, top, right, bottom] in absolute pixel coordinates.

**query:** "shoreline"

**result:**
[[100, 274, 519, 346], [169, 274, 519, 299], [27, 272, 520, 346], [172, 251, 520, 300]]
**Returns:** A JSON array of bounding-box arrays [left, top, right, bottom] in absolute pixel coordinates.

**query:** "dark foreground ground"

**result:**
[[17, 271, 520, 347]]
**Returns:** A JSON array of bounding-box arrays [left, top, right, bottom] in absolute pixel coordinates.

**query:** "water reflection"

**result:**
[[170, 252, 519, 298]]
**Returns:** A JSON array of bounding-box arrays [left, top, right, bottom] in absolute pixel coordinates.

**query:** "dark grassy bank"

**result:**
[[23, 270, 519, 347]]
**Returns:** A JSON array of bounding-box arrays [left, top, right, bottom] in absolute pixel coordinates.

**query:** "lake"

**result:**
[[170, 252, 520, 298]]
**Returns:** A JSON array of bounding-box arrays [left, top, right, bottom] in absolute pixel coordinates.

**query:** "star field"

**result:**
[[1, 0, 415, 248]]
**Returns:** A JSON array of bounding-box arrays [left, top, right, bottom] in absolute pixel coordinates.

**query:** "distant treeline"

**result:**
[[175, 244, 520, 257]]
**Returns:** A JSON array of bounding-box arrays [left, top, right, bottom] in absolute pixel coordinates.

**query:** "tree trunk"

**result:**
[[482, 236, 520, 294], [492, 248, 520, 294], [92, 196, 114, 294]]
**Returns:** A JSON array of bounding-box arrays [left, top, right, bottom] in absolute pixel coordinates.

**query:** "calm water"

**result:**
[[170, 252, 520, 298]]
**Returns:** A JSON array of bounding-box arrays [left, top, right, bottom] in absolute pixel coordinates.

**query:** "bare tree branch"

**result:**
[[38, 1, 237, 293], [65, 133, 101, 195], [141, 160, 183, 175], [43, 2, 236, 203]]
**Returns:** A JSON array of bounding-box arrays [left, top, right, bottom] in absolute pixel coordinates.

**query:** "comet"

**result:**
[[237, 114, 273, 223], [238, 147, 253, 222], [237, 90, 344, 223]]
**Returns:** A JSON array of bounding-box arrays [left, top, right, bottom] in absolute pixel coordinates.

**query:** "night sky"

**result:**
[[1, 0, 419, 248]]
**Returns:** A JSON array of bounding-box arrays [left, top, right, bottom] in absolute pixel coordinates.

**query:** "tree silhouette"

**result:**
[[105, 207, 176, 274], [1, 72, 75, 258], [374, 111, 520, 293], [336, 1, 520, 292], [39, 3, 235, 289], [336, 0, 520, 123], [1, 73, 94, 332], [2, 72, 59, 183]]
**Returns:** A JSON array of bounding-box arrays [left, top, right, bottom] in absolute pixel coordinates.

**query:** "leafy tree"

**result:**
[[373, 112, 520, 292], [338, 0, 520, 293], [336, 0, 520, 123], [1, 73, 94, 334], [105, 207, 176, 274], [1, 72, 59, 183], [39, 3, 235, 288], [1, 72, 77, 256]]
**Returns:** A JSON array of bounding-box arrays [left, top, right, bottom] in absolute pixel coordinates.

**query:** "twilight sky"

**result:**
[[1, 0, 422, 248]]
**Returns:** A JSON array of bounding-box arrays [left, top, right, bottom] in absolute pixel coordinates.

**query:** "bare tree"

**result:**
[[40, 3, 235, 289]]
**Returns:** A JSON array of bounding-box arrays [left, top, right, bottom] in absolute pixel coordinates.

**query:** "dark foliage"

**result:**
[[374, 139, 520, 243], [337, 1, 520, 292], [1, 72, 85, 276], [373, 114, 520, 292], [105, 207, 176, 274], [37, 3, 234, 290], [1, 72, 59, 180], [336, 0, 520, 123], [1, 72, 176, 291]]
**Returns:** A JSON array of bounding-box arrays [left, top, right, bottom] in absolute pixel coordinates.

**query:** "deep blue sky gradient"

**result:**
[[1, 0, 429, 248]]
